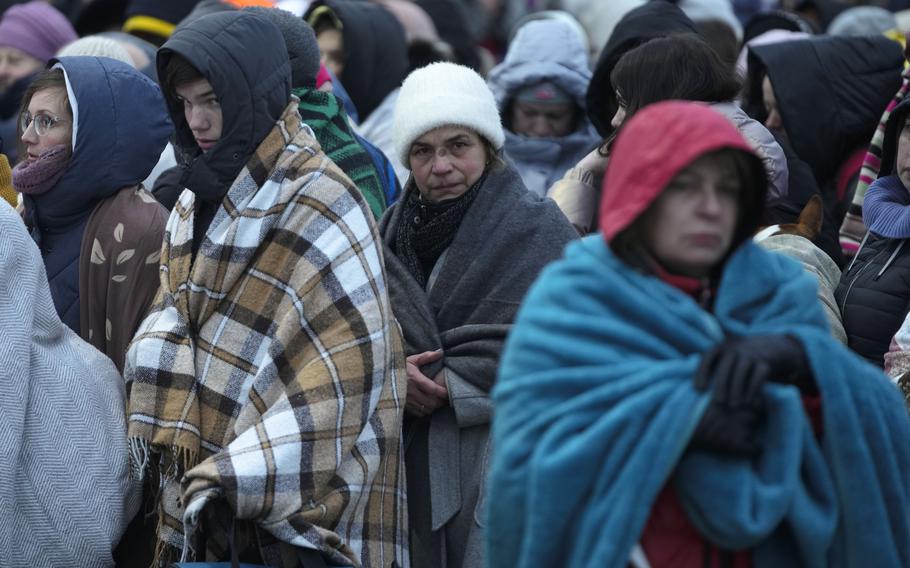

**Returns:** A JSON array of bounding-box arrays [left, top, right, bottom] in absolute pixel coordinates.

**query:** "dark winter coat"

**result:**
[[585, 2, 699, 138], [23, 56, 171, 333], [304, 0, 408, 122], [835, 94, 910, 366], [745, 35, 903, 192], [156, 10, 291, 248]]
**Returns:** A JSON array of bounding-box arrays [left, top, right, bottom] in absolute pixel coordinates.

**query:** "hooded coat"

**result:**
[[585, 2, 699, 139], [488, 18, 600, 198], [835, 93, 910, 366], [305, 0, 408, 123], [22, 56, 171, 345], [156, 10, 293, 247], [487, 101, 910, 568], [744, 35, 903, 196]]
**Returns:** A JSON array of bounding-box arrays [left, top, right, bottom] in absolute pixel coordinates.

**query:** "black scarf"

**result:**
[[394, 171, 487, 286]]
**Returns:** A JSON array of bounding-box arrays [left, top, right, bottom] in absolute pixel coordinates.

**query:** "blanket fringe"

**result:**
[[128, 436, 149, 481]]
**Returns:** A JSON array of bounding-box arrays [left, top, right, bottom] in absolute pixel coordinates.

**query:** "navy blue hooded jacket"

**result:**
[[24, 56, 172, 332]]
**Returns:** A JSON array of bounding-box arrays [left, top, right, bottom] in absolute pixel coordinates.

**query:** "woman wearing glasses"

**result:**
[[13, 56, 171, 373]]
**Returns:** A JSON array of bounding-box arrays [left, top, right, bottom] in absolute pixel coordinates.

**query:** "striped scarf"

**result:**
[[840, 64, 910, 257]]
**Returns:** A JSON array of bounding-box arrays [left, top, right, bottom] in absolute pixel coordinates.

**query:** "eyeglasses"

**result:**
[[19, 111, 66, 137]]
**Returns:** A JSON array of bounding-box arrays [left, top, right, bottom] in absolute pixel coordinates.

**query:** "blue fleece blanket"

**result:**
[[486, 236, 910, 567]]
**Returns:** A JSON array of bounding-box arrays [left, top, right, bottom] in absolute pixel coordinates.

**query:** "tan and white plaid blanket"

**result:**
[[125, 102, 408, 568]]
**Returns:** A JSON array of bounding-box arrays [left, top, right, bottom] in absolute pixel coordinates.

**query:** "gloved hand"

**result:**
[[689, 335, 813, 457], [695, 335, 814, 394]]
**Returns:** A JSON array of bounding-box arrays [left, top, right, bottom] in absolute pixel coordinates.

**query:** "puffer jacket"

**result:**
[[488, 18, 600, 197], [836, 93, 910, 365], [23, 56, 171, 333], [835, 231, 910, 365]]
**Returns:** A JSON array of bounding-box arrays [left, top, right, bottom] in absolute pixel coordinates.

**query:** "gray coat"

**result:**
[[488, 18, 601, 197], [379, 162, 577, 567]]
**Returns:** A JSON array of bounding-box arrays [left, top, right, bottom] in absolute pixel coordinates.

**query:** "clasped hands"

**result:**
[[405, 349, 448, 418], [690, 335, 813, 457]]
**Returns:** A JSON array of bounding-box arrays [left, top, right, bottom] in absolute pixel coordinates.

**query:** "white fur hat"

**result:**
[[393, 61, 504, 168]]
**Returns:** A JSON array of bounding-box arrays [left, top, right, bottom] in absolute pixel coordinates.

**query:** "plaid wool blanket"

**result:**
[[125, 102, 408, 568]]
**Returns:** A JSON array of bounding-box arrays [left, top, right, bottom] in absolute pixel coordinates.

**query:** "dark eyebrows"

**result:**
[[445, 134, 472, 144]]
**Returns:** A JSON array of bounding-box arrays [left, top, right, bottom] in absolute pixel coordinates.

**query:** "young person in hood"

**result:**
[[839, 91, 910, 368], [548, 31, 788, 239], [487, 101, 910, 568], [487, 15, 600, 198], [13, 56, 171, 374], [125, 10, 408, 568]]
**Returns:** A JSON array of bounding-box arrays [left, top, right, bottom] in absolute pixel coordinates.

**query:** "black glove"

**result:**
[[690, 344, 767, 457], [689, 335, 815, 457], [695, 335, 815, 394]]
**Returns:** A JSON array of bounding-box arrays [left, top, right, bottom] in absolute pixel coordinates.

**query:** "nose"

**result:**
[[430, 151, 453, 175], [611, 106, 626, 130], [698, 188, 725, 217], [187, 107, 208, 132], [21, 120, 37, 145], [529, 116, 552, 137], [764, 109, 782, 131]]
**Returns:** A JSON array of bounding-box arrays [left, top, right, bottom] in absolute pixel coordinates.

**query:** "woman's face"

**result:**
[[408, 125, 488, 203], [510, 100, 576, 138], [20, 87, 72, 163], [762, 76, 783, 132], [611, 89, 628, 130], [639, 152, 741, 278]]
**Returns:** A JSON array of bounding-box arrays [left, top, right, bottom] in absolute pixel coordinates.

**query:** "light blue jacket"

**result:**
[[488, 18, 601, 197]]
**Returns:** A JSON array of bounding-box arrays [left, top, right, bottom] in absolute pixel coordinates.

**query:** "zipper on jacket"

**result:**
[[874, 239, 906, 280], [839, 239, 889, 323]]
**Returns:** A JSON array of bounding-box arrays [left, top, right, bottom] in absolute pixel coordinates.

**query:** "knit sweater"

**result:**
[[294, 87, 387, 219], [0, 154, 14, 207]]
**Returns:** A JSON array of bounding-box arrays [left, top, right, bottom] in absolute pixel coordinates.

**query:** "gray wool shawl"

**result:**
[[379, 162, 577, 566], [0, 201, 137, 567]]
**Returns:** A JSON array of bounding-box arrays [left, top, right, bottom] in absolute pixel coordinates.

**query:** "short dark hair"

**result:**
[[610, 34, 742, 119], [162, 52, 205, 100]]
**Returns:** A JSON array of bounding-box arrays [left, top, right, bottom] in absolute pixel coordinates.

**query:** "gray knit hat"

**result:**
[[245, 7, 321, 89], [57, 36, 135, 67]]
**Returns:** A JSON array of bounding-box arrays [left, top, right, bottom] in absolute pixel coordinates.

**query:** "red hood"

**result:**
[[599, 101, 766, 245]]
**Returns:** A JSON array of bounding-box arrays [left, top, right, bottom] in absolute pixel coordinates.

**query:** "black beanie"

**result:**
[[246, 7, 321, 89]]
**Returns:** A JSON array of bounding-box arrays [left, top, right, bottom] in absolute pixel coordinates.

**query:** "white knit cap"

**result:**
[[393, 61, 504, 168], [57, 36, 135, 67]]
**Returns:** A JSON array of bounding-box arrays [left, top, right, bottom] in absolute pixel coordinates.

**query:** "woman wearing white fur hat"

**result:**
[[377, 61, 577, 567]]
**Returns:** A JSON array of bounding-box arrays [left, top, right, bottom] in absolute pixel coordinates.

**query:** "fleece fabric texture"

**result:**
[[486, 236, 910, 568]]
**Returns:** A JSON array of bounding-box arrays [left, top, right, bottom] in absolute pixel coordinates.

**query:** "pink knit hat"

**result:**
[[0, 2, 78, 63]]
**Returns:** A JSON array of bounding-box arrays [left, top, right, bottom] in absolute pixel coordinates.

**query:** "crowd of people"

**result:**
[[2, 0, 910, 567]]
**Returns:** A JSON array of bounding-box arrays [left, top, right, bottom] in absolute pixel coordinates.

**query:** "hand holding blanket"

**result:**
[[487, 236, 910, 568]]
